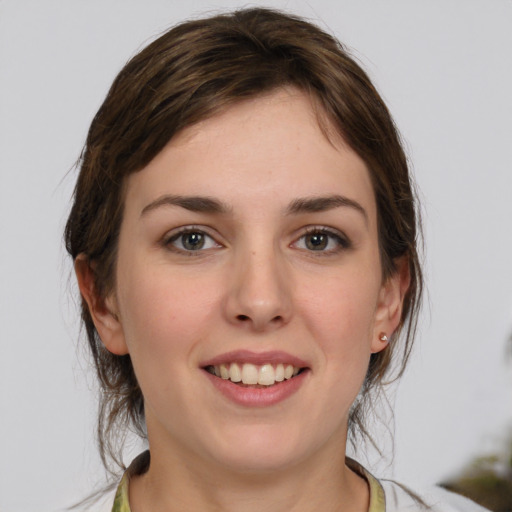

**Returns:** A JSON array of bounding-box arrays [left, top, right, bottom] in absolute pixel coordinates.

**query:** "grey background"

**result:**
[[1, 1, 511, 510]]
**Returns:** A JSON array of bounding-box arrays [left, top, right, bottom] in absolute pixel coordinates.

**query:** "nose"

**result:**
[[224, 245, 293, 332]]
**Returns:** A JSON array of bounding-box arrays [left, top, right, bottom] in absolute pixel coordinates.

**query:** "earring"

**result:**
[[379, 333, 388, 343]]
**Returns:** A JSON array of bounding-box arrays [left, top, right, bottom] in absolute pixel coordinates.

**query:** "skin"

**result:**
[[77, 88, 408, 512]]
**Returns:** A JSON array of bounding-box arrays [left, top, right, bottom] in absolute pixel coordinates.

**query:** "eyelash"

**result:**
[[162, 226, 351, 255], [163, 227, 221, 255], [293, 227, 351, 254]]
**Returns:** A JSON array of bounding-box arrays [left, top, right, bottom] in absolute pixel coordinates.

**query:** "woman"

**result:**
[[65, 8, 488, 511]]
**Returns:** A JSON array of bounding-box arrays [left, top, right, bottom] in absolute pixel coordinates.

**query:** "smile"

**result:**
[[205, 363, 302, 386]]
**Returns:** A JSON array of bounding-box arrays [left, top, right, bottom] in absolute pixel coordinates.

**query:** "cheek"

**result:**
[[298, 270, 380, 361], [115, 270, 221, 419], [116, 268, 218, 368]]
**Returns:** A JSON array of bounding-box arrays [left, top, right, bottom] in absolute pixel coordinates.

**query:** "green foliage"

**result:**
[[440, 440, 512, 511]]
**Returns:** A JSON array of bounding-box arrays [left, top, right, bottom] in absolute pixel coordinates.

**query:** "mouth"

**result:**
[[204, 362, 305, 387]]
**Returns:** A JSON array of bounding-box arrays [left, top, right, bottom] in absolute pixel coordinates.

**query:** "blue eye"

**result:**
[[295, 228, 350, 252], [166, 229, 219, 252]]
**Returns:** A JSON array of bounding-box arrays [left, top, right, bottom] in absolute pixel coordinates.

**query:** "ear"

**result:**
[[74, 255, 129, 355], [371, 256, 411, 354]]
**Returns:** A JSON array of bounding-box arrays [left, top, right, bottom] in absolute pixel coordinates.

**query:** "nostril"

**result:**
[[236, 314, 283, 323]]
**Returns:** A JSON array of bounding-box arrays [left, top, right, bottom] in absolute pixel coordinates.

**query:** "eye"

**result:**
[[165, 228, 220, 253], [294, 228, 350, 253]]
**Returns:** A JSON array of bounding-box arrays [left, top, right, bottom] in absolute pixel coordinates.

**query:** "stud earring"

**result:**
[[379, 333, 388, 343]]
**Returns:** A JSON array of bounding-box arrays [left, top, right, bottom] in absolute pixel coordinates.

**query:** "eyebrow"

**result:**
[[286, 195, 368, 223], [140, 193, 367, 223], [141, 195, 232, 216]]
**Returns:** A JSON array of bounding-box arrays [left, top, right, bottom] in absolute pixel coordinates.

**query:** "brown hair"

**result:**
[[65, 7, 423, 473]]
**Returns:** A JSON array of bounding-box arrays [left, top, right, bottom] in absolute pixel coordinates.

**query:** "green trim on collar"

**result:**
[[111, 471, 130, 512], [111, 451, 385, 512], [346, 457, 386, 512], [111, 451, 150, 512]]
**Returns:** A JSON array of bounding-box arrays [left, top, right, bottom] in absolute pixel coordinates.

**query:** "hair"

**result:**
[[65, 7, 423, 474]]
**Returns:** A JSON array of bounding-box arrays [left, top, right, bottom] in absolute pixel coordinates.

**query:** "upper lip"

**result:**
[[200, 350, 309, 368]]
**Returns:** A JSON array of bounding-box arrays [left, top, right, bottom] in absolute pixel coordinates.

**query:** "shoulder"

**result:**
[[381, 479, 491, 511], [347, 458, 490, 512]]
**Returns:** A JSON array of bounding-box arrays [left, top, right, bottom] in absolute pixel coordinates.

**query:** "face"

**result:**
[[82, 88, 404, 475]]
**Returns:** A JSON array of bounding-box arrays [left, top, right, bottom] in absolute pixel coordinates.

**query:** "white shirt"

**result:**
[[380, 479, 490, 511], [104, 452, 491, 511]]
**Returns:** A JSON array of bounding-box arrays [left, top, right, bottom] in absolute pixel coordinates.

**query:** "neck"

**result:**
[[128, 441, 369, 512]]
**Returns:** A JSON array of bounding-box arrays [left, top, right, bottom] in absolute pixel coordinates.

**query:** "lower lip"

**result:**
[[203, 370, 309, 407]]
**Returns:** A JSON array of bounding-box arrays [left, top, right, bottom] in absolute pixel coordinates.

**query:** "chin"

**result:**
[[205, 423, 321, 474]]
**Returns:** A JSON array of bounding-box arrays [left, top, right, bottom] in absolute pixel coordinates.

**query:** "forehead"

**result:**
[[124, 88, 376, 221]]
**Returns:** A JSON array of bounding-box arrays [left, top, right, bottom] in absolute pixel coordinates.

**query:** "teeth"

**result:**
[[219, 364, 229, 380], [258, 364, 275, 385], [210, 362, 302, 386], [241, 363, 259, 385], [229, 362, 242, 382]]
